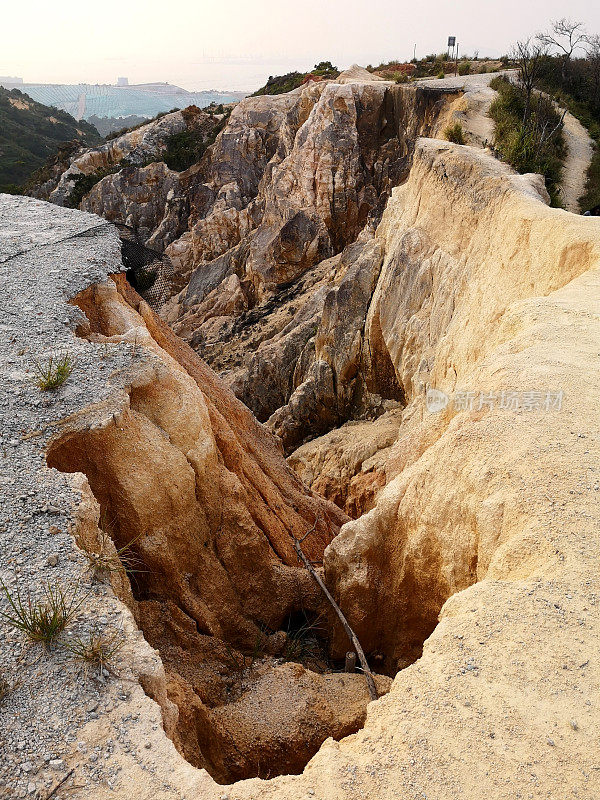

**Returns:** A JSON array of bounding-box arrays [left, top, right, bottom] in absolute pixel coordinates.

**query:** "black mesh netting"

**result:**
[[115, 222, 174, 309]]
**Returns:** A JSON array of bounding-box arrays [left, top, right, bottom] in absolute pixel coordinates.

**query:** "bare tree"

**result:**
[[584, 34, 600, 107], [538, 19, 588, 79], [510, 39, 549, 125]]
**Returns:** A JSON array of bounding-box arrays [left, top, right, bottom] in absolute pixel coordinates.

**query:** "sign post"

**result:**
[[448, 36, 456, 74]]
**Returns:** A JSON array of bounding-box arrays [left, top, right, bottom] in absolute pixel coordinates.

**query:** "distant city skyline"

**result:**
[[3, 0, 600, 92]]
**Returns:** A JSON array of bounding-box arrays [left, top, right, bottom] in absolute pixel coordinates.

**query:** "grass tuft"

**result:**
[[33, 352, 74, 391], [64, 628, 124, 673], [283, 612, 327, 664], [0, 579, 84, 645], [444, 122, 466, 144], [83, 528, 143, 583]]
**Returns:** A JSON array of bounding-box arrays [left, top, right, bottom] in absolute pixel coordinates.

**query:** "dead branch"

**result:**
[[292, 535, 378, 701], [43, 768, 75, 800]]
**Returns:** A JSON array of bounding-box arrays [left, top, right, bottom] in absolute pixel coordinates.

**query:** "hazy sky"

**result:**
[[3, 0, 600, 91]]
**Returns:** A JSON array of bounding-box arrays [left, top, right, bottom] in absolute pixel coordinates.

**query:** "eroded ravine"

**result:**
[[44, 140, 600, 780], [44, 276, 397, 782], [3, 82, 600, 796]]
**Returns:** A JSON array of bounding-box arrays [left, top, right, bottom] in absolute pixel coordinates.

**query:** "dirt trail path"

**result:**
[[560, 110, 594, 213], [418, 72, 509, 148], [419, 71, 594, 214]]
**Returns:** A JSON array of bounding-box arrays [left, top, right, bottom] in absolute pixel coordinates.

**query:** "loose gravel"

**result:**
[[0, 194, 160, 799]]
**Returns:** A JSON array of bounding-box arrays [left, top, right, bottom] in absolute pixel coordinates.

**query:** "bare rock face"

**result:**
[[47, 276, 347, 653], [137, 596, 392, 783], [166, 82, 452, 381], [4, 90, 600, 797], [336, 64, 387, 84], [36, 106, 220, 212], [168, 81, 454, 448], [159, 80, 453, 456], [37, 79, 460, 455], [40, 268, 380, 784], [1, 197, 393, 792], [324, 140, 600, 671], [265, 237, 404, 451], [197, 663, 391, 782], [81, 161, 185, 248], [288, 409, 402, 517]]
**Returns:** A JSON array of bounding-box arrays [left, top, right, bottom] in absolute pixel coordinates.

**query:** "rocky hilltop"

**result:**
[[37, 67, 466, 465], [1, 67, 600, 800]]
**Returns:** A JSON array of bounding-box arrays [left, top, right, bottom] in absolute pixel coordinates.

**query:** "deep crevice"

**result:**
[[45, 278, 402, 784]]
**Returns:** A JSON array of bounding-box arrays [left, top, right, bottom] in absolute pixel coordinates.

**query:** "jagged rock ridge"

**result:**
[[35, 77, 461, 456], [2, 125, 600, 797], [3, 54, 600, 797]]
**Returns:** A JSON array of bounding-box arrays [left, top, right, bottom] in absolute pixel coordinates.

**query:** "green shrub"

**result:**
[[444, 123, 465, 144], [65, 165, 119, 208], [163, 113, 228, 171], [489, 77, 566, 206], [312, 61, 338, 78], [1, 183, 24, 195], [458, 61, 471, 76], [252, 62, 339, 96], [437, 70, 445, 79], [580, 145, 600, 210], [163, 129, 209, 171], [251, 71, 306, 97]]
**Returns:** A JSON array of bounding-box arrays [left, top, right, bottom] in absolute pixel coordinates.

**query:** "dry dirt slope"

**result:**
[[1, 134, 600, 799]]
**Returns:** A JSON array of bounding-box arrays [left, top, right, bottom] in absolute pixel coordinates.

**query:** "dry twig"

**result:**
[[292, 524, 378, 701]]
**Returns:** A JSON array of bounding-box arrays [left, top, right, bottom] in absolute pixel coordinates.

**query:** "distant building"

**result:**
[[0, 76, 23, 88], [117, 77, 129, 86]]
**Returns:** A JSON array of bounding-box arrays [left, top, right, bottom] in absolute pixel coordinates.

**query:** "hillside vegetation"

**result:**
[[490, 20, 600, 211], [367, 54, 507, 81], [252, 61, 340, 96], [0, 88, 101, 192], [535, 46, 600, 209], [489, 76, 566, 206]]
